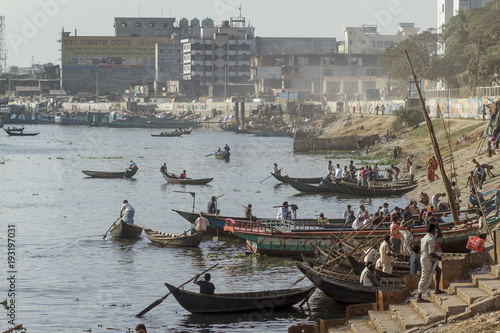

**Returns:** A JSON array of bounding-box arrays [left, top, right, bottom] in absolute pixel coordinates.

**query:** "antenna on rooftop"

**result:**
[[138, 5, 141, 17], [0, 16, 7, 73]]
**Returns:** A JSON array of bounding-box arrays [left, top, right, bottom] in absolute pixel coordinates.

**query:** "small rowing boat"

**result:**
[[82, 168, 138, 179], [161, 171, 213, 185], [144, 228, 204, 247], [215, 151, 230, 159], [165, 283, 316, 313], [109, 220, 143, 239], [4, 128, 39, 136]]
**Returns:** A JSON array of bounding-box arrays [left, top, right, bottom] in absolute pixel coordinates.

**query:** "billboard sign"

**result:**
[[62, 36, 173, 69]]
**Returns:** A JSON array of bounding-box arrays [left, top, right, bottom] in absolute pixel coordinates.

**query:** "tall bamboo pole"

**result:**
[[405, 50, 460, 223]]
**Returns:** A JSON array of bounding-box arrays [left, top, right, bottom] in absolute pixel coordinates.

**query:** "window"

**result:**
[[121, 22, 127, 28], [135, 22, 141, 27], [148, 23, 155, 27], [163, 23, 168, 27], [442, 4, 444, 12]]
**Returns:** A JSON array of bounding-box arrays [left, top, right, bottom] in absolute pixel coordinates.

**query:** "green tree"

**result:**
[[391, 107, 425, 130]]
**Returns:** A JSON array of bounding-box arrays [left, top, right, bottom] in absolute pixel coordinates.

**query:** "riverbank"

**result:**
[[320, 113, 500, 206]]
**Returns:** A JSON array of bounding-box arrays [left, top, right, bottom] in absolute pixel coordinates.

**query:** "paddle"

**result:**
[[135, 263, 219, 317], [103, 216, 122, 240], [260, 169, 282, 183], [205, 153, 214, 157], [160, 229, 192, 248]]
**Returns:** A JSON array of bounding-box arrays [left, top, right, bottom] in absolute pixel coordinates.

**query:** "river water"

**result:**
[[0, 125, 409, 332]]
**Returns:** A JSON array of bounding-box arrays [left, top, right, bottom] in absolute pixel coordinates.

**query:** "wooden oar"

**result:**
[[205, 153, 214, 157], [260, 169, 282, 183], [135, 263, 219, 317], [2, 325, 23, 333], [159, 229, 192, 248], [318, 219, 349, 275], [103, 216, 122, 240]]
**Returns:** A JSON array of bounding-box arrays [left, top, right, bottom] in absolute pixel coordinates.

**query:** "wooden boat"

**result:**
[[165, 283, 316, 313], [144, 228, 204, 247], [296, 262, 405, 305], [109, 220, 143, 239], [224, 217, 500, 256], [338, 180, 418, 196], [271, 172, 322, 184], [214, 151, 230, 159], [182, 128, 192, 134], [4, 128, 39, 136], [82, 168, 138, 179], [161, 171, 213, 185], [286, 177, 336, 194], [172, 209, 347, 237], [151, 131, 182, 137]]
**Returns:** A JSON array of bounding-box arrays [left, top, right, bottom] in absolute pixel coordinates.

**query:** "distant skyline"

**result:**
[[1, 0, 437, 68]]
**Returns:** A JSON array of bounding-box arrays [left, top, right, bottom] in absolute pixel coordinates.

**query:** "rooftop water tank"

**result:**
[[202, 17, 214, 27], [190, 18, 200, 27], [179, 18, 189, 27]]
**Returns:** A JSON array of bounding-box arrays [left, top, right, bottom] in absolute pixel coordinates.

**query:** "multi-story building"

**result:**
[[156, 39, 183, 82], [342, 24, 418, 54], [114, 17, 177, 37], [437, 0, 492, 34], [181, 16, 254, 97]]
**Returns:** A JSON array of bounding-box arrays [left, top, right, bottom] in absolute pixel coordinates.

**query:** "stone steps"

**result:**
[[369, 310, 402, 333], [390, 304, 426, 329], [329, 271, 500, 333], [449, 281, 489, 304], [471, 273, 500, 295], [430, 291, 468, 315]]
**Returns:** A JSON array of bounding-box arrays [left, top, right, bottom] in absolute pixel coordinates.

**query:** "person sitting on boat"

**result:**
[[179, 170, 187, 180], [360, 262, 380, 287], [345, 210, 356, 225], [273, 163, 281, 175], [352, 215, 364, 230], [160, 163, 167, 174], [129, 160, 138, 170], [207, 196, 220, 215], [195, 212, 209, 232], [317, 213, 329, 224], [120, 200, 135, 224], [215, 148, 222, 155], [420, 192, 430, 206], [469, 188, 484, 207], [194, 273, 215, 295], [135, 324, 147, 333], [277, 201, 292, 221]]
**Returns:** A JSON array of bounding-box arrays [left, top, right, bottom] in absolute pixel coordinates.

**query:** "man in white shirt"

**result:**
[[273, 163, 281, 175], [379, 236, 392, 273], [358, 205, 368, 217], [343, 205, 352, 219], [277, 201, 292, 221], [120, 200, 135, 224], [334, 164, 343, 180], [195, 212, 209, 232], [431, 193, 446, 210], [352, 217, 364, 229], [416, 223, 442, 302]]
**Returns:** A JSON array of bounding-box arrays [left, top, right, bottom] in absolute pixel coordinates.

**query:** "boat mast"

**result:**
[[405, 50, 459, 223]]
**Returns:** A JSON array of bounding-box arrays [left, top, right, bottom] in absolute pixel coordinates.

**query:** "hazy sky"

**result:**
[[1, 0, 437, 67]]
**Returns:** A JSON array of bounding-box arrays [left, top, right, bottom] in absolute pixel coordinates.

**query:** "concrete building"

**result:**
[[342, 24, 418, 54], [181, 16, 254, 97], [156, 40, 183, 82], [255, 37, 337, 55], [437, 0, 492, 34], [114, 17, 177, 37]]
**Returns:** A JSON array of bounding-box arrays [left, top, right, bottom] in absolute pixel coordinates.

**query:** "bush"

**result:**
[[391, 107, 425, 130]]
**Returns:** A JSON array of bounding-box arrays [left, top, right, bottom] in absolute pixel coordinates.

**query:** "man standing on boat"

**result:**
[[379, 236, 392, 273], [120, 200, 135, 224], [224, 144, 230, 153], [160, 163, 167, 174]]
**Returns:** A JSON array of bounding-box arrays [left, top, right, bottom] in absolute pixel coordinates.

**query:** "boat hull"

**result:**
[[166, 283, 316, 313], [109, 221, 143, 239], [82, 168, 138, 179], [144, 229, 203, 247], [161, 172, 213, 185]]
